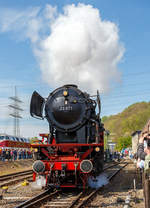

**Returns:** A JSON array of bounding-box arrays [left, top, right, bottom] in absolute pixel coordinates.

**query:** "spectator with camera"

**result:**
[[137, 132, 150, 169], [137, 131, 150, 208], [137, 132, 150, 160]]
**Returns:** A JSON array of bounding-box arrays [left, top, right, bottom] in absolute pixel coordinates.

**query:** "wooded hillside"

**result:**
[[102, 102, 150, 140]]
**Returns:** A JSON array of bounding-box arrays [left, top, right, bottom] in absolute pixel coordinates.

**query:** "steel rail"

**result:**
[[15, 189, 61, 208], [14, 161, 128, 208], [103, 162, 120, 171], [0, 175, 33, 188], [0, 170, 32, 182], [0, 171, 33, 188], [70, 162, 128, 208], [68, 192, 84, 208]]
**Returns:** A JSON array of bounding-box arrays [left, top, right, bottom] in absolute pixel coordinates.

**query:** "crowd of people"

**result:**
[[104, 149, 121, 162], [0, 148, 32, 161]]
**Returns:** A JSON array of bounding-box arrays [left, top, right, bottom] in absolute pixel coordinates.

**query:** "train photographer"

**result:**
[[137, 132, 150, 168], [137, 132, 150, 208]]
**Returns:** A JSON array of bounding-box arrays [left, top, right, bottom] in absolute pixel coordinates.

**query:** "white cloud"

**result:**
[[35, 3, 124, 93], [0, 3, 125, 136], [0, 5, 56, 43], [0, 3, 124, 94], [0, 7, 40, 41]]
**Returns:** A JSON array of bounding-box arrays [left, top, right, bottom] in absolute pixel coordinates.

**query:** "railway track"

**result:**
[[15, 160, 128, 208], [15, 189, 61, 208], [71, 161, 128, 208], [0, 170, 33, 187]]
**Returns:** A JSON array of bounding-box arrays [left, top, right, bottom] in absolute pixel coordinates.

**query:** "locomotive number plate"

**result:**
[[59, 106, 73, 111]]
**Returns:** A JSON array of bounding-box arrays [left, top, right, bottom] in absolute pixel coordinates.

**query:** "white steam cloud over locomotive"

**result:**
[[37, 4, 124, 93], [0, 3, 124, 93]]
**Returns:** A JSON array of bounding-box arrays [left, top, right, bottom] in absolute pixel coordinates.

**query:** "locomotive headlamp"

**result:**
[[73, 99, 77, 103], [34, 148, 38, 152], [80, 160, 93, 173], [95, 147, 100, 152], [63, 90, 68, 96], [32, 160, 45, 173]]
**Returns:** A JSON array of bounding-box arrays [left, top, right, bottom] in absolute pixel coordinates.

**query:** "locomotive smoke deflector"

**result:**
[[30, 91, 45, 119]]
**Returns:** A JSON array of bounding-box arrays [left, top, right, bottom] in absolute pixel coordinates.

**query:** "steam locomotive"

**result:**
[[30, 85, 104, 189]]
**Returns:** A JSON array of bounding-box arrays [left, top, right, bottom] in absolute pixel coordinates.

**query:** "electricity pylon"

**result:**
[[9, 86, 23, 136]]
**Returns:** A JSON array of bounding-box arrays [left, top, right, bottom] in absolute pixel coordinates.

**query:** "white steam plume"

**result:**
[[0, 4, 124, 93], [88, 173, 108, 189]]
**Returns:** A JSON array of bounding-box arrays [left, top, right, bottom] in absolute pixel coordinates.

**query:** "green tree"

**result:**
[[116, 136, 132, 151], [103, 101, 150, 140], [102, 116, 108, 123]]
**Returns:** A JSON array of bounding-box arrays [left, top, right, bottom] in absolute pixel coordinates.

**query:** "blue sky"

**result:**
[[0, 0, 150, 137]]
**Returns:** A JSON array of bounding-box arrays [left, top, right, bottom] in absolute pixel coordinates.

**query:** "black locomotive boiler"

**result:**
[[30, 84, 104, 189]]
